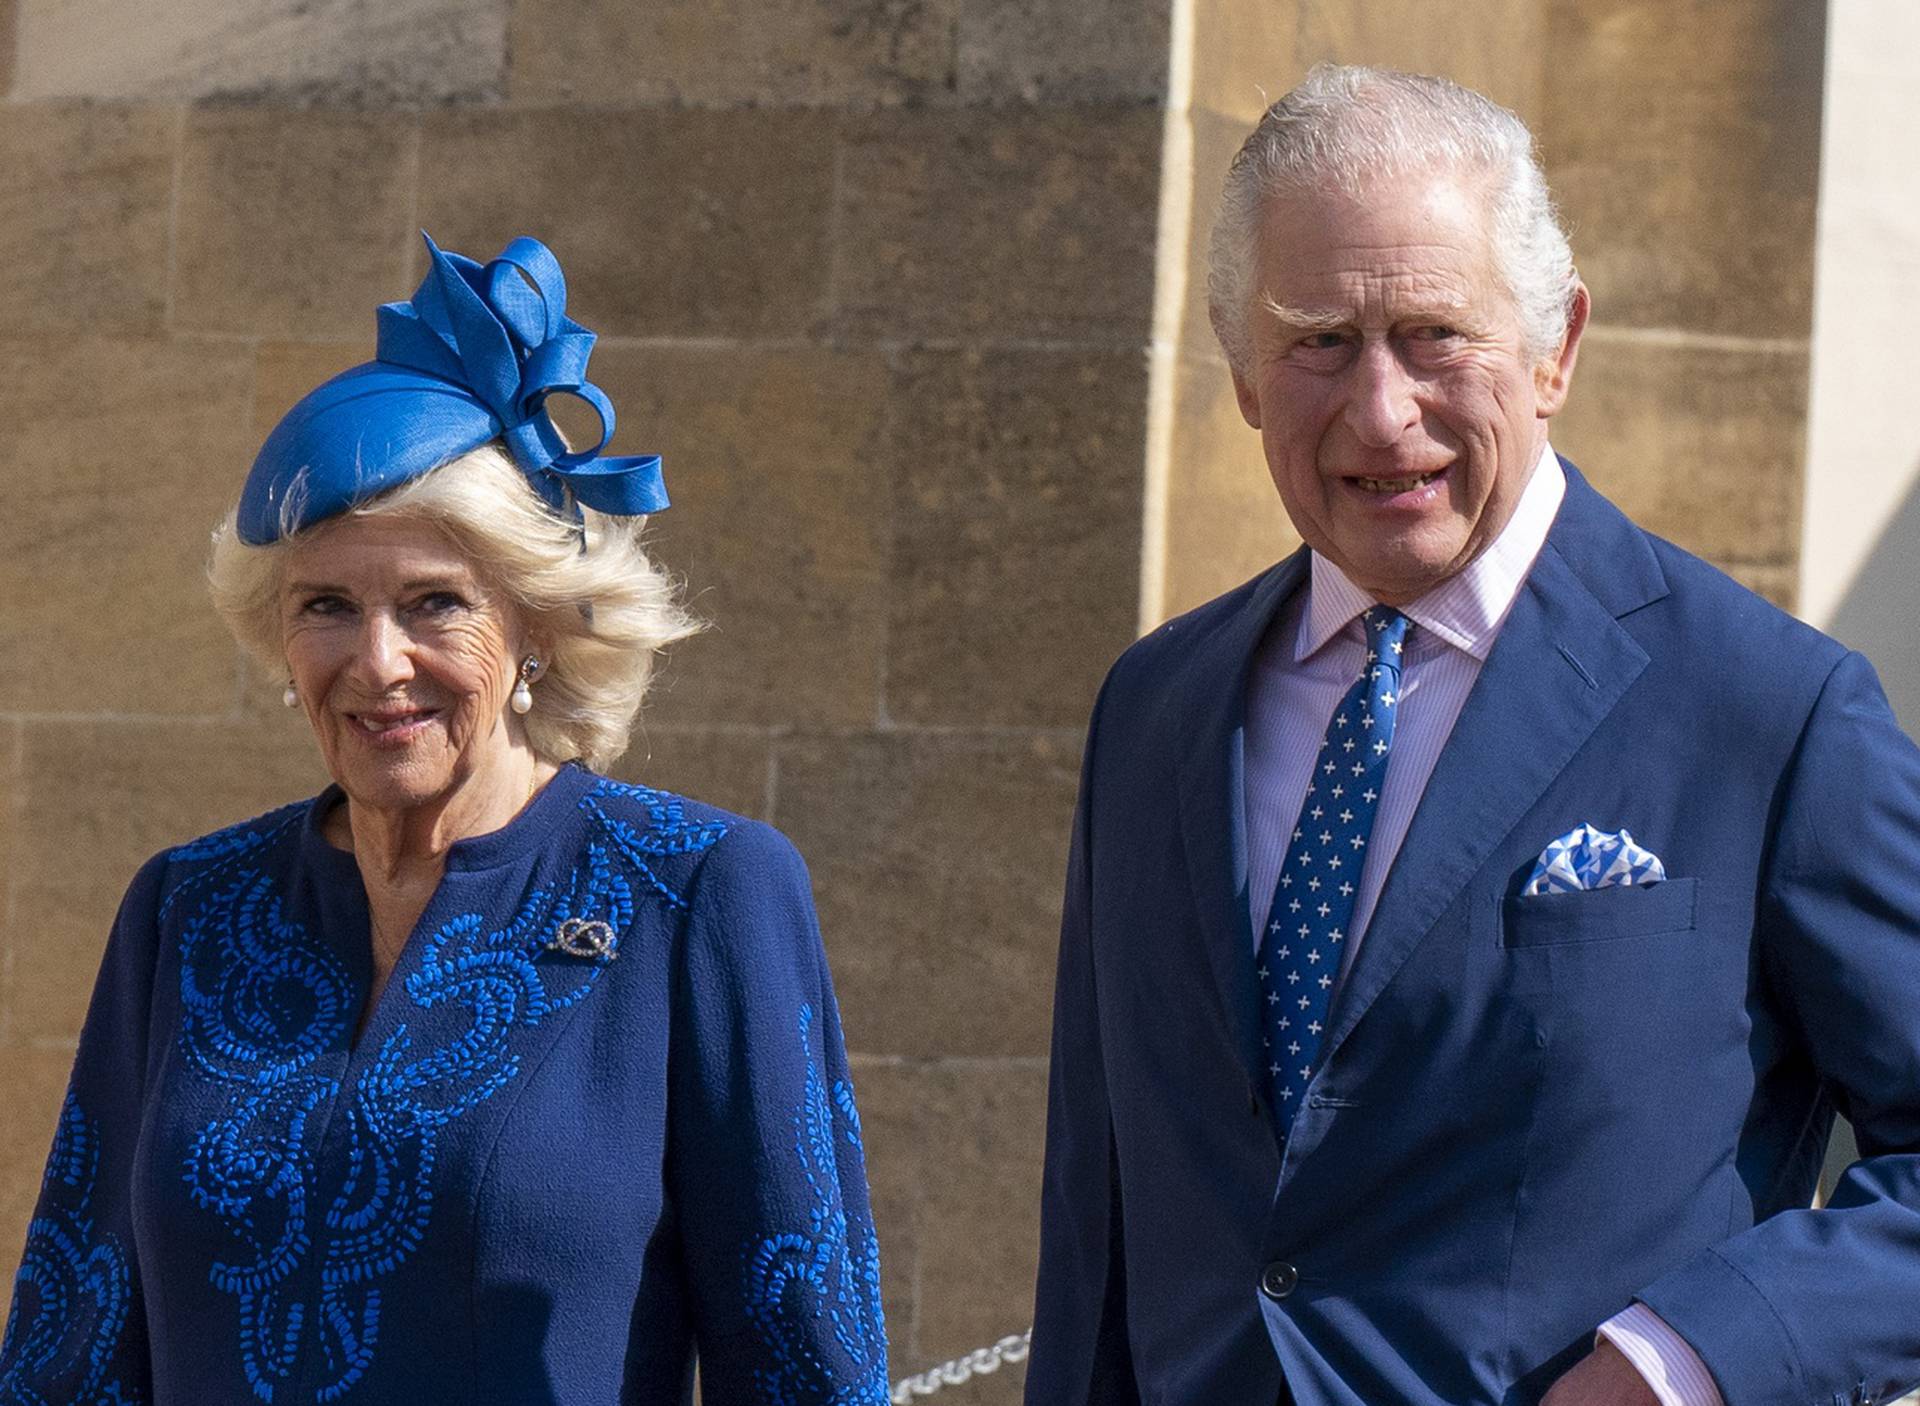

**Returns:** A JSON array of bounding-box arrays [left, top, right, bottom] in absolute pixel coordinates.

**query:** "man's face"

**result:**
[[1230, 166, 1585, 604]]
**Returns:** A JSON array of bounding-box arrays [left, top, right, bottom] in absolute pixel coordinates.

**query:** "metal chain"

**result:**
[[889, 1329, 1033, 1402]]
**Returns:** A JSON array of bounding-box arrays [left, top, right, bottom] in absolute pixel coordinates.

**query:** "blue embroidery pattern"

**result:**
[[745, 1006, 888, 1405], [581, 780, 731, 913], [161, 804, 305, 921], [0, 1095, 142, 1406], [172, 779, 724, 1402]]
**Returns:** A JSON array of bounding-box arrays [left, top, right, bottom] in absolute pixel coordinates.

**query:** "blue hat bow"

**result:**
[[237, 233, 667, 544]]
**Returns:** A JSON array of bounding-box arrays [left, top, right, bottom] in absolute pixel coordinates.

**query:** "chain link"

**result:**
[[889, 1329, 1033, 1402]]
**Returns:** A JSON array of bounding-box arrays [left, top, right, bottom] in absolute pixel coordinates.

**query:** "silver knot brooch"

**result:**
[[545, 917, 619, 960]]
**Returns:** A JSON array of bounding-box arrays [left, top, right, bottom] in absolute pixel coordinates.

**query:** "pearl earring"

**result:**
[[283, 682, 298, 708], [511, 656, 539, 716]]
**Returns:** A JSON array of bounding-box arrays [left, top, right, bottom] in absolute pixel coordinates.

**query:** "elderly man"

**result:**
[[1025, 65, 1920, 1406]]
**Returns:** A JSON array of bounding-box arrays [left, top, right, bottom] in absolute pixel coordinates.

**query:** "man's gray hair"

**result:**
[[1206, 64, 1579, 372]]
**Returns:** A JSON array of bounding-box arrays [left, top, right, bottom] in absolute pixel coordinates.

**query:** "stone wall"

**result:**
[[0, 1, 1830, 1400]]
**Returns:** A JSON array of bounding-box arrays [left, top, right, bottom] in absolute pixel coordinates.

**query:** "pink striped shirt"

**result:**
[[1241, 445, 1724, 1406]]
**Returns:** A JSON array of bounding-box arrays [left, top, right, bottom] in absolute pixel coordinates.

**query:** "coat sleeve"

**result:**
[[0, 853, 168, 1404], [662, 821, 890, 1405], [1637, 651, 1920, 1406], [1024, 681, 1141, 1406]]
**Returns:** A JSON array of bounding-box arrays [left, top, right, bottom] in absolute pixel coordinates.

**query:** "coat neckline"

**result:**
[[299, 759, 596, 878]]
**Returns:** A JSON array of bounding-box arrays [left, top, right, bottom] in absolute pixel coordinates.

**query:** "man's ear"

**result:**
[[1232, 366, 1263, 429], [1534, 281, 1590, 419]]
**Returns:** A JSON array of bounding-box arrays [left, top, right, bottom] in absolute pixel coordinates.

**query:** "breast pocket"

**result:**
[[1499, 876, 1699, 948]]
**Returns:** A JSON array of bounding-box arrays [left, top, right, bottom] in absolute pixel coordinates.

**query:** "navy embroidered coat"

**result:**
[[0, 764, 889, 1405]]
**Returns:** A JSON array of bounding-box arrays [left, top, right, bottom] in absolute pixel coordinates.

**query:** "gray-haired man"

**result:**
[[1027, 64, 1920, 1406]]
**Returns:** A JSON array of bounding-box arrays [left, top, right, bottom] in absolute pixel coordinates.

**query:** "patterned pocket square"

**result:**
[[1523, 823, 1667, 896]]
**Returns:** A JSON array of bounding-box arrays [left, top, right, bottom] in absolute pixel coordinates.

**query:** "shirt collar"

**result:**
[[1297, 443, 1566, 664]]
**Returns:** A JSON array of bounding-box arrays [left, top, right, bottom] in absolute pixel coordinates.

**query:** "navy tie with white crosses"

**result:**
[[1257, 606, 1411, 1132]]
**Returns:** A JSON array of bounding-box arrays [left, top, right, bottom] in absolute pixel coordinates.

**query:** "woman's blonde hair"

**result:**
[[208, 444, 698, 770]]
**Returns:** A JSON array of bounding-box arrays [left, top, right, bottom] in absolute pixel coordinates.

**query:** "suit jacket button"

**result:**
[[1259, 1261, 1298, 1300]]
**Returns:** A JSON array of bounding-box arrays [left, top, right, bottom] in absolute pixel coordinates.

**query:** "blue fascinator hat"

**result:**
[[236, 233, 667, 545]]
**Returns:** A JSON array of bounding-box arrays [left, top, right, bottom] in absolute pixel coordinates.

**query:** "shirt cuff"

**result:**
[[1598, 1302, 1726, 1406]]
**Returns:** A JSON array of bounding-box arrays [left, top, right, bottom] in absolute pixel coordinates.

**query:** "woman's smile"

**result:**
[[342, 705, 444, 746]]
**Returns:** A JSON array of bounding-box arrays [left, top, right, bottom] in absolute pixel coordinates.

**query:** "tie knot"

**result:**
[[1360, 606, 1411, 668]]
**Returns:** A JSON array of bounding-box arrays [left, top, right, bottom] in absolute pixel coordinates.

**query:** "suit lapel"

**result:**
[[1318, 468, 1666, 1065], [1175, 553, 1307, 1091]]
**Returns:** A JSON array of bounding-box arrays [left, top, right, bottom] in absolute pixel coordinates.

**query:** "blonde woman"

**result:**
[[0, 235, 887, 1405]]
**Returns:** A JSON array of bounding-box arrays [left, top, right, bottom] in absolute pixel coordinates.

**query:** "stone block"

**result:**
[[174, 110, 415, 339], [1542, 0, 1825, 338], [848, 1059, 1046, 1383], [841, 1059, 923, 1352], [954, 0, 1169, 103], [1158, 353, 1296, 623], [607, 727, 773, 822], [774, 732, 1080, 1060], [1190, 0, 1296, 122], [1296, 0, 1548, 121], [6, 911, 119, 1049], [419, 109, 836, 341], [1550, 332, 1808, 566], [0, 104, 174, 334], [910, 1065, 1047, 1366], [586, 343, 889, 728], [0, 335, 254, 716], [508, 0, 956, 105], [832, 107, 1160, 344], [884, 346, 1143, 727], [5, 718, 329, 1042], [1183, 105, 1258, 362], [253, 340, 377, 440], [13, 0, 506, 103], [15, 718, 333, 890], [0, 1043, 78, 1276], [0, 721, 17, 950]]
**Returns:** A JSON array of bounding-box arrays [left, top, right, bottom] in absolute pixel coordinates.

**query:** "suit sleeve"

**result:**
[[0, 854, 166, 1403], [662, 821, 890, 1405], [1637, 651, 1920, 1406], [1025, 680, 1141, 1406]]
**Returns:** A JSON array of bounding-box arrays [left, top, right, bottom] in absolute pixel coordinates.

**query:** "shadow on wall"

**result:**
[[1828, 457, 1920, 734], [1816, 457, 1920, 1197]]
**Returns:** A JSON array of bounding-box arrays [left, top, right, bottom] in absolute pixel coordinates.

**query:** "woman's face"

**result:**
[[279, 514, 532, 817]]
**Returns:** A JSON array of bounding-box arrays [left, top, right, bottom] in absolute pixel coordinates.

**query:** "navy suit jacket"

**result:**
[[1026, 464, 1920, 1406]]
